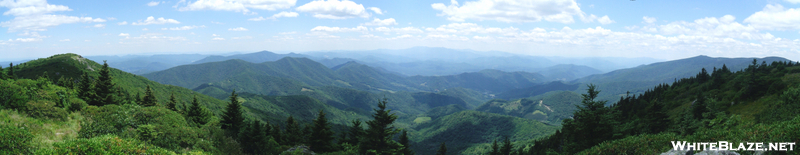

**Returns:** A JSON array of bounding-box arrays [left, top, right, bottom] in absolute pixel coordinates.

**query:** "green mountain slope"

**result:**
[[532, 60, 800, 154], [476, 91, 581, 124], [412, 110, 558, 155], [13, 54, 228, 113], [192, 50, 308, 64], [573, 55, 791, 102]]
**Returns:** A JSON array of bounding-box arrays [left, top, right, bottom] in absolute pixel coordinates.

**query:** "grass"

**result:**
[[414, 117, 432, 124], [0, 109, 84, 149]]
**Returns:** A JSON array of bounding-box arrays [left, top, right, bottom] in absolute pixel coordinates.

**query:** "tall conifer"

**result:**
[[361, 98, 401, 154], [221, 90, 245, 137], [167, 93, 178, 111], [284, 116, 301, 146], [310, 110, 335, 153], [141, 85, 158, 107], [399, 130, 414, 155], [94, 60, 116, 105], [435, 142, 446, 155]]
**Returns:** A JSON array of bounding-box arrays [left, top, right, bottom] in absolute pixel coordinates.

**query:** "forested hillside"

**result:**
[[527, 59, 800, 154], [574, 55, 791, 103], [0, 53, 423, 154]]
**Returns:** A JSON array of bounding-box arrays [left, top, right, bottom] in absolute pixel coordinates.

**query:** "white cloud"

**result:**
[[431, 0, 586, 23], [163, 25, 206, 30], [367, 7, 383, 15], [212, 34, 220, 36], [786, 0, 800, 4], [132, 16, 180, 25], [93, 24, 105, 28], [177, 0, 296, 14], [279, 31, 296, 35], [643, 16, 657, 24], [14, 38, 41, 42], [598, 15, 614, 25], [296, 0, 370, 19], [228, 27, 248, 31], [362, 18, 397, 26], [311, 26, 367, 32], [212, 37, 226, 40], [142, 28, 149, 31], [232, 36, 253, 39], [1, 1, 72, 16], [1, 15, 106, 32], [119, 33, 130, 37], [374, 27, 423, 34], [59, 39, 70, 41], [425, 23, 519, 35], [744, 4, 800, 30], [118, 21, 128, 25], [147, 1, 162, 6], [249, 11, 299, 21]]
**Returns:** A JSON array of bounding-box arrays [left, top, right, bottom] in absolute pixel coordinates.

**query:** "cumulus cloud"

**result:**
[[643, 16, 657, 24], [1, 15, 106, 32], [296, 0, 370, 19], [228, 27, 248, 31], [362, 18, 397, 26], [786, 0, 800, 4], [132, 16, 180, 25], [248, 11, 299, 21], [147, 1, 163, 6], [744, 4, 800, 30], [59, 39, 70, 41], [93, 24, 105, 28], [374, 27, 424, 34], [367, 7, 383, 15], [0, 0, 105, 33], [310, 26, 367, 32], [431, 0, 586, 23], [177, 0, 296, 14], [212, 37, 226, 40], [163, 25, 206, 30], [598, 15, 614, 25], [425, 23, 519, 35], [118, 21, 128, 25], [119, 33, 130, 38]]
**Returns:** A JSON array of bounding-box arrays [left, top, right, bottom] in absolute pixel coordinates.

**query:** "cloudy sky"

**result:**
[[1, 0, 800, 61]]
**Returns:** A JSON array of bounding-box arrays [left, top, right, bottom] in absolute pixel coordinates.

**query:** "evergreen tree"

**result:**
[[435, 142, 446, 155], [501, 136, 512, 155], [0, 64, 5, 80], [284, 116, 302, 146], [239, 120, 280, 155], [94, 60, 116, 105], [644, 101, 669, 134], [141, 85, 158, 107], [187, 96, 211, 126], [560, 84, 615, 153], [271, 123, 284, 144], [697, 68, 710, 83], [167, 93, 178, 111], [221, 90, 245, 138], [310, 110, 335, 153], [302, 123, 313, 144], [490, 140, 499, 155], [692, 92, 708, 120], [346, 119, 364, 145], [8, 62, 13, 79], [399, 130, 414, 155], [516, 147, 524, 155], [360, 98, 402, 154], [78, 72, 95, 104]]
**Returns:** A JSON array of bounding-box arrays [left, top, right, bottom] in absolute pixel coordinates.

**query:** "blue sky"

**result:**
[[2, 0, 800, 61]]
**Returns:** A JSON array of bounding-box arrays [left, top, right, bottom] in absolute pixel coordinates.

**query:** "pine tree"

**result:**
[[692, 92, 708, 120], [490, 140, 500, 155], [187, 96, 211, 126], [167, 93, 178, 111], [0, 65, 6, 80], [271, 123, 284, 144], [697, 68, 710, 83], [239, 120, 280, 155], [8, 62, 14, 79], [347, 119, 364, 145], [141, 85, 158, 107], [360, 98, 401, 154], [94, 60, 116, 105], [284, 116, 301, 146], [435, 142, 446, 155], [221, 90, 245, 138], [399, 130, 414, 155], [501, 136, 512, 155], [310, 110, 335, 153], [78, 72, 95, 104], [560, 84, 614, 153]]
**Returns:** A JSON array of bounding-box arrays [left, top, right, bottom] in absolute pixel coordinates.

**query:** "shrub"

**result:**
[[24, 100, 68, 121], [40, 134, 177, 154], [0, 123, 33, 154]]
